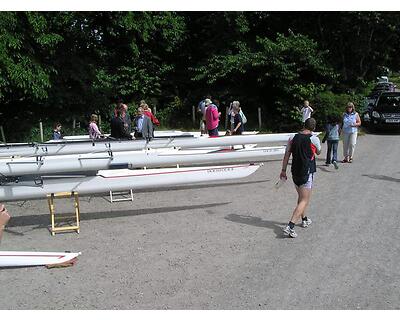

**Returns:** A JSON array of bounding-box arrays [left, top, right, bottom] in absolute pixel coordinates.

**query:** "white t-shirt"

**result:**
[[301, 106, 313, 122]]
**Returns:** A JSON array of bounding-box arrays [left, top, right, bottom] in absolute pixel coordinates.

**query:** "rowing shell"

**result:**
[[0, 251, 81, 267], [0, 163, 261, 201], [60, 130, 259, 141], [61, 130, 198, 141], [0, 133, 295, 158], [0, 146, 284, 177]]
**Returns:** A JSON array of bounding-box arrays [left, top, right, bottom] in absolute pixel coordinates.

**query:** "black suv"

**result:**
[[363, 92, 400, 130]]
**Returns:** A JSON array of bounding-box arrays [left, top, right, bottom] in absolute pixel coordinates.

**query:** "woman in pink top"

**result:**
[[88, 114, 103, 140], [205, 99, 221, 137]]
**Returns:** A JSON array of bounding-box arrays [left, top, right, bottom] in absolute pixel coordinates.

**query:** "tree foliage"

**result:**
[[1, 12, 400, 141], [0, 12, 62, 103]]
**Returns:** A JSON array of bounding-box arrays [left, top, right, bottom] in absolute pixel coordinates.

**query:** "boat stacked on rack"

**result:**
[[0, 132, 292, 158], [0, 132, 294, 202]]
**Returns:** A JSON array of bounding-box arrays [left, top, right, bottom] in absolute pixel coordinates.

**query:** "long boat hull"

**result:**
[[0, 251, 81, 267], [0, 163, 261, 201], [61, 131, 259, 141], [61, 130, 198, 141], [0, 146, 283, 177], [0, 133, 294, 158]]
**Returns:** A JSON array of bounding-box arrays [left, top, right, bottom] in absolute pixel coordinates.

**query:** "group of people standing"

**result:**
[[300, 100, 362, 166], [197, 97, 247, 137], [50, 99, 160, 142], [281, 100, 362, 238], [97, 99, 159, 141]]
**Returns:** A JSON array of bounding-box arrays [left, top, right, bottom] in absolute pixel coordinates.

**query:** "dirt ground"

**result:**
[[1, 133, 399, 309]]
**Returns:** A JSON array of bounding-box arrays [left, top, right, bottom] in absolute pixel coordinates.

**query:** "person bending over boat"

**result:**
[[133, 107, 154, 141], [280, 118, 321, 238], [0, 204, 10, 244], [110, 106, 133, 140]]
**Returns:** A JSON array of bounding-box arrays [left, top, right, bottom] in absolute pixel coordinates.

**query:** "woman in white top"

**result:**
[[228, 101, 247, 132], [342, 102, 361, 163]]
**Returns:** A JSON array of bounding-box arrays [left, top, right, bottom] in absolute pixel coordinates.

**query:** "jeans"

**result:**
[[326, 140, 338, 164], [208, 127, 219, 137]]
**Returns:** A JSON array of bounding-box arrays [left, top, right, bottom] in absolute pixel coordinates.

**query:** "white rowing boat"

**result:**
[[61, 130, 198, 141], [61, 131, 259, 141], [0, 163, 261, 201], [0, 146, 284, 177], [0, 133, 294, 158], [0, 251, 81, 267]]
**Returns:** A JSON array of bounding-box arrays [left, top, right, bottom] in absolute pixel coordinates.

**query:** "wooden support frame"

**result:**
[[47, 191, 80, 236]]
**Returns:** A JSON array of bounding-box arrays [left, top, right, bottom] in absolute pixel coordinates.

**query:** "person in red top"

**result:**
[[140, 102, 160, 127], [205, 99, 221, 137]]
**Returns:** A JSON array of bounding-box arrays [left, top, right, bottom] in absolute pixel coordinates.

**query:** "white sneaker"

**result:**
[[301, 218, 312, 228], [283, 225, 298, 238], [333, 161, 339, 170]]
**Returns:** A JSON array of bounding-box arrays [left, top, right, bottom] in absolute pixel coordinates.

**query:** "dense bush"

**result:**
[[1, 12, 400, 141]]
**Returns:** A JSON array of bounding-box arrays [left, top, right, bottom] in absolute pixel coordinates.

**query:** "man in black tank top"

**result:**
[[279, 118, 321, 238], [290, 133, 317, 186]]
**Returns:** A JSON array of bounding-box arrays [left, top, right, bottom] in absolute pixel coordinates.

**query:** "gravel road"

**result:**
[[1, 132, 399, 309]]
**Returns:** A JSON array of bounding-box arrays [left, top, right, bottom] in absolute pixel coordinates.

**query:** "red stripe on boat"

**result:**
[[100, 164, 252, 179]]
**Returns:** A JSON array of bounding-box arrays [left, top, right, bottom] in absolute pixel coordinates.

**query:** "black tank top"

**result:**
[[291, 133, 316, 178]]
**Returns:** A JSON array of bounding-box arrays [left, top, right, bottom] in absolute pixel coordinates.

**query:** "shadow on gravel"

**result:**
[[316, 165, 334, 173], [6, 202, 231, 232], [224, 214, 286, 238], [362, 174, 400, 183], [109, 179, 269, 194], [72, 180, 269, 203]]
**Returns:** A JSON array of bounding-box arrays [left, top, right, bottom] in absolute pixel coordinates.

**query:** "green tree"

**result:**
[[192, 31, 337, 130], [0, 12, 62, 105]]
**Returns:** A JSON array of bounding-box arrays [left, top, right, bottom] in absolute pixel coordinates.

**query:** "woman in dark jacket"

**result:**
[[231, 105, 243, 135], [110, 106, 132, 140]]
